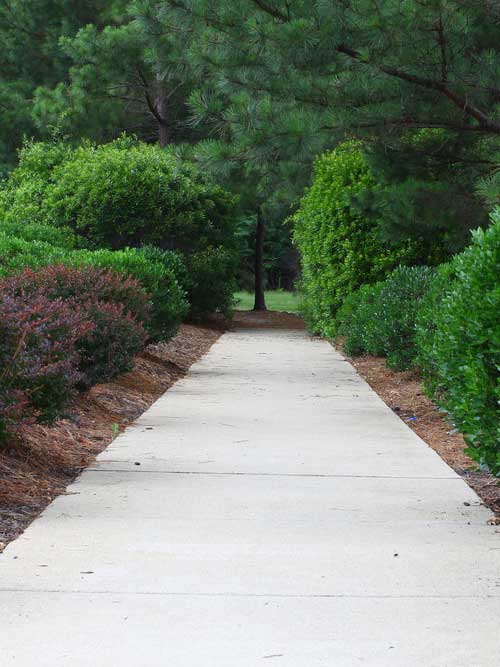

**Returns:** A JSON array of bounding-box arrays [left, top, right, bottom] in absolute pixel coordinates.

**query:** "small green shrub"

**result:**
[[140, 244, 236, 318], [292, 142, 418, 336], [336, 283, 385, 358], [0, 141, 71, 228], [185, 247, 236, 318], [414, 264, 454, 394], [374, 266, 435, 370], [336, 266, 435, 370], [416, 209, 500, 473]]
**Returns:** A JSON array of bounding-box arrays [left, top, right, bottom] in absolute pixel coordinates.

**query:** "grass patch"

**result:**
[[234, 290, 302, 313]]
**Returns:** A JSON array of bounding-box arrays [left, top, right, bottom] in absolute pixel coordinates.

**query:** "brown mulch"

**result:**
[[342, 348, 500, 521], [232, 309, 305, 330], [0, 323, 223, 548]]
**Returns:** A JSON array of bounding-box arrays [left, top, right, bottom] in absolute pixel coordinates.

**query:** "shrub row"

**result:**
[[334, 210, 500, 475], [0, 265, 150, 442], [0, 233, 188, 339], [336, 266, 436, 370], [416, 211, 500, 473]]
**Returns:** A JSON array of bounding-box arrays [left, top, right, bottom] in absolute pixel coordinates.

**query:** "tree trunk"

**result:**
[[155, 77, 170, 147], [253, 207, 267, 311]]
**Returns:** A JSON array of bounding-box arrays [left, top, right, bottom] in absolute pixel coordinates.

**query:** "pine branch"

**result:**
[[249, 0, 289, 22], [336, 45, 500, 134]]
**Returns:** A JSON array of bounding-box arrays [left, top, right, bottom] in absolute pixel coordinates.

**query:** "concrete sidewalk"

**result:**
[[1, 326, 500, 665]]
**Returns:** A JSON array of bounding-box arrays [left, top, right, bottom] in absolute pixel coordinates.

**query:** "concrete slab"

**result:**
[[1, 326, 500, 664], [3, 591, 500, 666]]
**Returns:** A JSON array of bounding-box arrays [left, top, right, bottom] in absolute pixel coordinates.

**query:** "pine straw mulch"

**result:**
[[231, 309, 305, 330], [0, 323, 223, 549], [341, 347, 500, 522]]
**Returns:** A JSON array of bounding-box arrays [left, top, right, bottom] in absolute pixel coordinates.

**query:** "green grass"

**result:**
[[234, 290, 302, 314]]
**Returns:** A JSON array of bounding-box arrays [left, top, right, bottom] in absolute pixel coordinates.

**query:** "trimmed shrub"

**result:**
[[336, 266, 435, 370], [414, 264, 454, 394], [415, 210, 500, 473], [76, 248, 187, 340], [0, 138, 237, 253], [1, 266, 149, 388], [77, 302, 147, 387], [373, 266, 435, 370], [0, 235, 188, 340], [139, 245, 235, 318], [4, 264, 152, 330], [0, 220, 77, 249], [185, 247, 236, 318], [0, 293, 91, 439], [0, 140, 72, 228], [292, 142, 417, 336], [336, 283, 385, 358]]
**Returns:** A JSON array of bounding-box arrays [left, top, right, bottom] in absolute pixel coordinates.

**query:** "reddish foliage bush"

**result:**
[[0, 266, 150, 443], [77, 301, 147, 387], [0, 294, 92, 440], [2, 264, 153, 328]]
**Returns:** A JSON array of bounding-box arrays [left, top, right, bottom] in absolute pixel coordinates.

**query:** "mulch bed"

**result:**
[[341, 347, 500, 521], [232, 309, 305, 330], [0, 323, 223, 549]]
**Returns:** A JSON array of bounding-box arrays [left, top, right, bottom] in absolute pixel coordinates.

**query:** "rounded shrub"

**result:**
[[185, 247, 236, 318], [1, 265, 150, 389], [373, 265, 435, 370], [3, 264, 152, 327], [1, 138, 237, 253], [292, 142, 417, 336], [335, 283, 385, 358], [76, 301, 147, 388], [415, 209, 500, 473], [0, 292, 91, 439], [139, 244, 236, 318], [336, 265, 435, 369]]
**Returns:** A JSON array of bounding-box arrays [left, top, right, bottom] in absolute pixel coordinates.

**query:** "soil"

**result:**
[[0, 323, 223, 548], [232, 309, 305, 330], [341, 348, 500, 522]]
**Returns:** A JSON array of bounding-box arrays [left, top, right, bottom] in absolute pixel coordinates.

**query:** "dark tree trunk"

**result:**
[[254, 207, 267, 311], [155, 78, 170, 147]]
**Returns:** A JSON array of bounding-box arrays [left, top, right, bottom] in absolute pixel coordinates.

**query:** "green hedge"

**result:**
[[0, 233, 188, 340], [292, 142, 417, 336], [335, 283, 385, 358], [0, 220, 77, 248], [335, 266, 435, 370], [416, 209, 500, 473]]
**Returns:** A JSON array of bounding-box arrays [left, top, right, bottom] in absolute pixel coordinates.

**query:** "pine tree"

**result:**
[[138, 0, 500, 259], [0, 0, 121, 173]]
